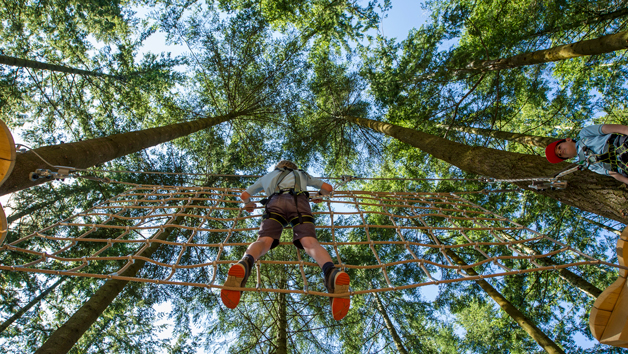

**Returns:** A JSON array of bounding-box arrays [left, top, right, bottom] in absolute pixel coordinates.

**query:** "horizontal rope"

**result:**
[[19, 144, 573, 186]]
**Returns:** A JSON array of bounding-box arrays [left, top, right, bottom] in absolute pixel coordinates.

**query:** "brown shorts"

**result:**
[[258, 193, 316, 249]]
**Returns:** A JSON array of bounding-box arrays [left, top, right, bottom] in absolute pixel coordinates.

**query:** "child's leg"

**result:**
[[298, 237, 333, 267], [222, 237, 275, 309], [299, 236, 350, 321], [245, 237, 275, 261]]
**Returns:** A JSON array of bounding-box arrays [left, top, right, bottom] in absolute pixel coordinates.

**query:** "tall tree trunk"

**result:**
[[34, 210, 191, 354], [439, 237, 565, 354], [8, 201, 55, 225], [529, 8, 628, 39], [576, 215, 623, 236], [498, 231, 602, 298], [373, 292, 409, 354], [81, 317, 113, 353], [7, 185, 93, 224], [275, 291, 288, 354], [438, 125, 557, 148], [463, 30, 628, 71], [0, 277, 66, 334], [0, 55, 122, 80], [341, 115, 628, 224], [0, 112, 243, 195]]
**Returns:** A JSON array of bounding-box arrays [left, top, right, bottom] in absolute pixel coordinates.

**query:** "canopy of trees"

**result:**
[[1, 0, 627, 353]]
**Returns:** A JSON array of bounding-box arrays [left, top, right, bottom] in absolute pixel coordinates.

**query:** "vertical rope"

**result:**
[[296, 249, 309, 294], [209, 189, 243, 286], [165, 190, 206, 281], [326, 197, 344, 268], [349, 191, 394, 290]]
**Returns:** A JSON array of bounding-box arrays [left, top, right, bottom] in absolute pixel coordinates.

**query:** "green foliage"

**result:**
[[2, 0, 628, 352]]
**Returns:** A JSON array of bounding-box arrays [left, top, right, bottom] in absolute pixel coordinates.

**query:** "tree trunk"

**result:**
[[464, 30, 628, 71], [34, 210, 190, 354], [440, 238, 565, 354], [7, 185, 92, 224], [373, 292, 409, 354], [438, 125, 557, 148], [0, 55, 122, 80], [498, 231, 602, 298], [576, 215, 622, 236], [341, 115, 628, 224], [529, 8, 628, 39], [275, 291, 288, 354], [8, 201, 54, 225], [0, 112, 242, 195], [0, 277, 66, 334], [81, 317, 113, 353]]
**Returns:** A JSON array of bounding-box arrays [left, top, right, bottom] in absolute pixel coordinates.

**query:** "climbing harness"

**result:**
[[581, 135, 628, 176], [260, 168, 312, 227]]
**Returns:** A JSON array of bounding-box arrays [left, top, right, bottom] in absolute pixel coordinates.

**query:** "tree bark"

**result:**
[[0, 277, 66, 334], [529, 8, 628, 39], [373, 292, 409, 354], [7, 185, 93, 224], [0, 112, 241, 196], [275, 291, 288, 354], [440, 238, 565, 354], [34, 211, 189, 354], [0, 55, 122, 80], [81, 317, 113, 353], [498, 232, 602, 298], [439, 125, 557, 148], [341, 115, 628, 224], [576, 215, 622, 236], [464, 30, 628, 71]]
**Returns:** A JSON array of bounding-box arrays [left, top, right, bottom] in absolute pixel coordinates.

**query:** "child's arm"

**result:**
[[311, 183, 333, 203], [601, 124, 628, 135], [240, 191, 257, 212], [609, 172, 628, 185]]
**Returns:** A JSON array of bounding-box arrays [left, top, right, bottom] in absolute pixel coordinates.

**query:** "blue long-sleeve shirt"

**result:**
[[576, 124, 614, 176]]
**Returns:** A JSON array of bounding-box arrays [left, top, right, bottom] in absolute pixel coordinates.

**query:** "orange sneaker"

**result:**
[[221, 261, 250, 309], [324, 268, 351, 320]]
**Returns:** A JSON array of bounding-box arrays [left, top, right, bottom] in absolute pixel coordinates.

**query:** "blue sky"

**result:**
[[136, 0, 430, 58], [2, 1, 604, 351]]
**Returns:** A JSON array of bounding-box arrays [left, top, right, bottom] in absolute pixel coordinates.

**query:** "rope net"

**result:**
[[0, 185, 620, 297]]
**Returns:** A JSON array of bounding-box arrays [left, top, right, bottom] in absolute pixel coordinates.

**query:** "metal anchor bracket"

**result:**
[[528, 180, 568, 191], [29, 166, 76, 181]]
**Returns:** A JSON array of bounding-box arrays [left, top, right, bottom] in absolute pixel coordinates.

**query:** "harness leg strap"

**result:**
[[262, 211, 289, 227], [290, 215, 315, 226], [293, 192, 303, 224]]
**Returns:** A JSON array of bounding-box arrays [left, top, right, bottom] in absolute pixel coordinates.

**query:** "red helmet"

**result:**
[[545, 139, 567, 164]]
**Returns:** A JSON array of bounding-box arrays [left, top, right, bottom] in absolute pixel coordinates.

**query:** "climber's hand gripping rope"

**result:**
[[243, 201, 256, 213], [310, 192, 324, 203]]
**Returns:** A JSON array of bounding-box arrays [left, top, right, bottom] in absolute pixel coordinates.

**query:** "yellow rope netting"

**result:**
[[0, 185, 620, 297]]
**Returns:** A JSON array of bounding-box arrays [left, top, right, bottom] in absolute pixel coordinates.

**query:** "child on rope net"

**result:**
[[221, 160, 351, 320], [545, 124, 628, 185]]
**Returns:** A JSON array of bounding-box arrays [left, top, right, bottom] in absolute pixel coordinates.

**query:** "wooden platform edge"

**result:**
[[589, 226, 628, 348], [0, 119, 16, 188]]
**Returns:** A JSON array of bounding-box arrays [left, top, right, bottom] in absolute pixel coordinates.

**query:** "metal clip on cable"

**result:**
[[341, 175, 355, 183], [528, 180, 568, 191], [29, 166, 76, 181], [479, 176, 495, 183], [334, 175, 356, 192]]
